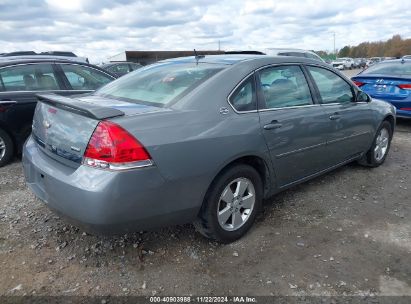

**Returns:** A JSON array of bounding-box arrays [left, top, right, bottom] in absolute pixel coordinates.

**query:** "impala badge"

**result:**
[[43, 120, 51, 129]]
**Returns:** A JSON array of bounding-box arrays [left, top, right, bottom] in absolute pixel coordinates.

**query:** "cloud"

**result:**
[[0, 0, 410, 63]]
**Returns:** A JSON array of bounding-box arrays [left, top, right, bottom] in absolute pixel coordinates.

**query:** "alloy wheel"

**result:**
[[374, 127, 389, 162], [0, 136, 6, 160], [217, 177, 255, 231]]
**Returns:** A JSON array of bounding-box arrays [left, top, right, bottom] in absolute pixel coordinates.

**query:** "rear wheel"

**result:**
[[359, 121, 392, 167], [195, 164, 263, 243], [0, 128, 14, 167]]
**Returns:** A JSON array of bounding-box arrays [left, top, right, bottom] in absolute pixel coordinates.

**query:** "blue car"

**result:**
[[352, 59, 411, 118]]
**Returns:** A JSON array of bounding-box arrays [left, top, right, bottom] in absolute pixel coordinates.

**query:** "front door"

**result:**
[[257, 64, 331, 188], [304, 65, 375, 165]]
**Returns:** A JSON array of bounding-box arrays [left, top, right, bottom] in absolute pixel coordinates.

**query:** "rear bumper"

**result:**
[[369, 98, 411, 118], [22, 136, 198, 233], [396, 109, 411, 118]]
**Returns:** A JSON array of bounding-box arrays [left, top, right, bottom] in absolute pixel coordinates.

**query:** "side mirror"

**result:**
[[356, 91, 370, 102]]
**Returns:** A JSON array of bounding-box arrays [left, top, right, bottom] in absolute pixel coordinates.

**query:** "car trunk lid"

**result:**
[[352, 75, 411, 101], [32, 93, 162, 167]]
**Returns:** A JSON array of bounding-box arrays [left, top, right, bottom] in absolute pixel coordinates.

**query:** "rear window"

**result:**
[[97, 63, 225, 107], [362, 62, 411, 77]]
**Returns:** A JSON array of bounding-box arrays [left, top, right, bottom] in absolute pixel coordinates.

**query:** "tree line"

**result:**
[[315, 35, 411, 59]]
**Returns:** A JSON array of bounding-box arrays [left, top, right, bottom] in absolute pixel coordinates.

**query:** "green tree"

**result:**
[[338, 46, 350, 57]]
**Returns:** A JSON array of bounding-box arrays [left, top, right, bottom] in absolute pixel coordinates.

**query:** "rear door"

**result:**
[[256, 64, 331, 187], [0, 63, 64, 146], [305, 65, 375, 165]]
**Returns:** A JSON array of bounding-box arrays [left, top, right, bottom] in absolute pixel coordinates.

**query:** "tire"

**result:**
[[359, 121, 392, 167], [0, 128, 14, 167], [194, 164, 263, 243]]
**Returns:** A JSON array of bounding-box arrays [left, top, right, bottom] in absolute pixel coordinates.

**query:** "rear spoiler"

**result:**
[[36, 93, 124, 120]]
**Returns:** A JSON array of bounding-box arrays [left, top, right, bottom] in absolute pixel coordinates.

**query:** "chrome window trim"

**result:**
[[226, 71, 258, 114], [256, 63, 317, 111], [258, 103, 321, 112], [304, 63, 358, 97], [226, 62, 363, 114]]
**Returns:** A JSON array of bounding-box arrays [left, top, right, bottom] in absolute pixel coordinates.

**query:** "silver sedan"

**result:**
[[23, 55, 396, 243]]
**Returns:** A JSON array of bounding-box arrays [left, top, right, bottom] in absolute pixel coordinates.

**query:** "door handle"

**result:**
[[263, 120, 283, 130], [329, 113, 341, 120]]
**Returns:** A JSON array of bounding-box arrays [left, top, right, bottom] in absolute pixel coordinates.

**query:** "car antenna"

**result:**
[[194, 49, 205, 65]]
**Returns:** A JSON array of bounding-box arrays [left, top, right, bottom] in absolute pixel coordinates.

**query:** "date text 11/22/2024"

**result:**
[[149, 296, 257, 303]]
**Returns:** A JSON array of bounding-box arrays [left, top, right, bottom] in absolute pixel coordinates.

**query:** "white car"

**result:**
[[263, 48, 325, 63], [331, 57, 354, 70]]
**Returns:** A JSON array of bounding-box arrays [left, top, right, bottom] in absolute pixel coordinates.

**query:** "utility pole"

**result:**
[[333, 32, 336, 59], [218, 40, 221, 51]]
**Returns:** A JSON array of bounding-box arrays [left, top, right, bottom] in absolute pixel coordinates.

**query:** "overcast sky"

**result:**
[[1, 0, 410, 63]]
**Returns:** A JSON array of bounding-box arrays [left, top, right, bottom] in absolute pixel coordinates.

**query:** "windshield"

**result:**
[[362, 61, 411, 77], [96, 62, 225, 107]]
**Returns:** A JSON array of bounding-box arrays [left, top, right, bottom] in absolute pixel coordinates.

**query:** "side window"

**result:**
[[0, 64, 60, 92], [60, 64, 113, 90], [258, 65, 313, 109], [229, 75, 257, 112], [307, 66, 354, 104]]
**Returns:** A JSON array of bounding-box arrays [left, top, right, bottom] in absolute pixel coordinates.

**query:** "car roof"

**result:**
[[162, 54, 321, 66]]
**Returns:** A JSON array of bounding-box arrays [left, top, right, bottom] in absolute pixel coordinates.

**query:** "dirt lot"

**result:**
[[0, 90, 410, 297]]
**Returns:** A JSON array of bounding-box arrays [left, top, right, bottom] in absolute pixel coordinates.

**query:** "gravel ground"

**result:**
[[0, 95, 410, 297]]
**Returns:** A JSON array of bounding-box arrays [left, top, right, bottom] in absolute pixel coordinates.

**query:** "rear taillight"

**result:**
[[398, 84, 411, 90], [83, 121, 152, 170], [400, 107, 411, 111], [353, 80, 365, 87]]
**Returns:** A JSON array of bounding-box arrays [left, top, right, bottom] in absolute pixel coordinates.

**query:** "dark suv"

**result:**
[[0, 58, 116, 166]]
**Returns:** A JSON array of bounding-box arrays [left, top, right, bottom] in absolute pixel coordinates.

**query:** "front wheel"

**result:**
[[194, 164, 263, 243], [359, 121, 392, 167]]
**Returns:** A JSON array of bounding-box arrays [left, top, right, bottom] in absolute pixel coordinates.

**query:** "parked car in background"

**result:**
[[354, 58, 366, 69], [352, 59, 411, 118], [402, 55, 411, 60], [263, 48, 325, 62], [0, 58, 116, 167], [0, 51, 89, 63], [23, 55, 395, 243], [331, 57, 354, 70], [366, 57, 382, 67], [100, 61, 142, 77]]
